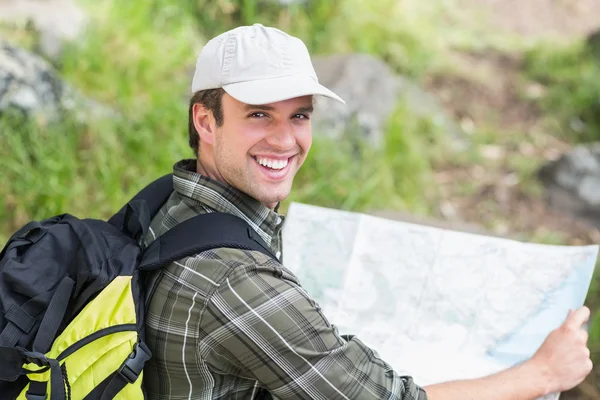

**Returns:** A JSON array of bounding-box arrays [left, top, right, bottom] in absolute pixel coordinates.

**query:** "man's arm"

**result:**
[[200, 261, 426, 400], [424, 307, 593, 400], [424, 361, 546, 399]]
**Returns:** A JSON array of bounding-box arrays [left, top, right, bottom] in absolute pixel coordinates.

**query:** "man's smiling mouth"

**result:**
[[254, 156, 289, 170], [251, 155, 294, 180]]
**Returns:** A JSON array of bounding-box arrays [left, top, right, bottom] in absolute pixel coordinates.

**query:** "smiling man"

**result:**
[[142, 24, 592, 400]]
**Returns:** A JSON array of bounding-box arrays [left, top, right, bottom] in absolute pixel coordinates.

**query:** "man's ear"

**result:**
[[193, 103, 216, 145]]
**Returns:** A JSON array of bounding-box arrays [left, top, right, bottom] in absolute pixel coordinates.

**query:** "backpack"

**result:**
[[0, 173, 276, 400]]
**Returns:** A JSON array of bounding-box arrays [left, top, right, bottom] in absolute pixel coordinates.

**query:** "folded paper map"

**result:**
[[282, 202, 599, 400]]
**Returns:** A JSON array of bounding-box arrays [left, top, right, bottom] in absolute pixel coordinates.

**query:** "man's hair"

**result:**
[[188, 88, 226, 157]]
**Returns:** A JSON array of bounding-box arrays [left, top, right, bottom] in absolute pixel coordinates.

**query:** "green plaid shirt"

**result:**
[[142, 159, 427, 400]]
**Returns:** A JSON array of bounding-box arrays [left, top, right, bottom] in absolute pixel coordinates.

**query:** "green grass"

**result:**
[[523, 41, 600, 143], [0, 0, 452, 244], [1, 0, 592, 240], [286, 103, 445, 215]]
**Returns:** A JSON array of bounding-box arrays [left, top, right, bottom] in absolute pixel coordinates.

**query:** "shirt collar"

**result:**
[[172, 159, 284, 251]]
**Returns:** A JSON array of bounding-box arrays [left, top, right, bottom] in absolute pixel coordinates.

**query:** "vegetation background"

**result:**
[[2, 0, 600, 397]]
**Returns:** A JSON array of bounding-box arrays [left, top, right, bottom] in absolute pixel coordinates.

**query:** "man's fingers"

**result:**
[[564, 306, 591, 330], [579, 329, 589, 344], [562, 309, 574, 325]]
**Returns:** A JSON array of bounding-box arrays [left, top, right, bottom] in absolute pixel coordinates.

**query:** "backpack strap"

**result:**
[[139, 212, 277, 271], [108, 173, 174, 240]]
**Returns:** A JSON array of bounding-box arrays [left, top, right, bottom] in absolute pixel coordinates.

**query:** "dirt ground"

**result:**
[[424, 50, 600, 247], [421, 0, 600, 243], [421, 0, 600, 247], [419, 2, 600, 398]]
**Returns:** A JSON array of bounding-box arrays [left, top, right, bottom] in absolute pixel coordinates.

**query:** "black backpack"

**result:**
[[0, 173, 275, 399]]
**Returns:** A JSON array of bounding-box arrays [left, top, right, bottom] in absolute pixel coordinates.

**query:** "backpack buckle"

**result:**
[[22, 350, 50, 367], [118, 341, 151, 383]]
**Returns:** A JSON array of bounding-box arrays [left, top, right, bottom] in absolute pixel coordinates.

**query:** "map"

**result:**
[[282, 202, 599, 400]]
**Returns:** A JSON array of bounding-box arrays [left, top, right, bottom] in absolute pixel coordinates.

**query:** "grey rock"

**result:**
[[538, 143, 600, 226], [312, 53, 469, 150], [587, 28, 600, 61], [0, 0, 88, 62], [0, 40, 110, 123]]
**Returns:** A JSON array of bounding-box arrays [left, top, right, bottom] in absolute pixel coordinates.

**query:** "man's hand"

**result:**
[[424, 306, 593, 400], [529, 306, 593, 395]]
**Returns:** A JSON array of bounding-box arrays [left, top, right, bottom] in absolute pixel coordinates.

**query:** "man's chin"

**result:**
[[253, 186, 291, 210]]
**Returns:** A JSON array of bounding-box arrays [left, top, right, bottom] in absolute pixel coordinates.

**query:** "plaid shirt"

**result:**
[[142, 159, 427, 400]]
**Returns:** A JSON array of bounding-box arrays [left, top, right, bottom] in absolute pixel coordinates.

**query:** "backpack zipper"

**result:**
[[57, 323, 137, 361]]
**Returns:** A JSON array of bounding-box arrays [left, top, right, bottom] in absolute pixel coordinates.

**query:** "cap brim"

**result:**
[[222, 74, 345, 105]]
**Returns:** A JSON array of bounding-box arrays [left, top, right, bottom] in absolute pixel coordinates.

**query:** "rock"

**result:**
[[0, 0, 88, 62], [311, 53, 470, 150], [538, 143, 600, 227], [586, 28, 600, 61], [0, 40, 110, 124]]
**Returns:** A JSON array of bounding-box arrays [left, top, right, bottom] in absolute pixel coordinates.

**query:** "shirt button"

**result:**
[[276, 216, 282, 225], [276, 251, 281, 260]]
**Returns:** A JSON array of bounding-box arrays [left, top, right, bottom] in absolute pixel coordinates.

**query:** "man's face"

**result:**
[[197, 93, 313, 209]]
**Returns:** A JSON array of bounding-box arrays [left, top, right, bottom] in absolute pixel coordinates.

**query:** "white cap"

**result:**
[[191, 24, 345, 105]]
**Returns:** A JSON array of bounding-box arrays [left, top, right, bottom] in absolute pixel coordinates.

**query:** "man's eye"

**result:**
[[294, 114, 310, 120], [249, 112, 267, 118]]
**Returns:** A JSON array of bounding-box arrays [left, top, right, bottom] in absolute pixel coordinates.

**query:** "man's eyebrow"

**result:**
[[295, 106, 314, 114], [243, 104, 314, 114], [244, 104, 275, 111]]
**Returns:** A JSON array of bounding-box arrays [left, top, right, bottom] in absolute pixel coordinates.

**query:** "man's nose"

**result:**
[[266, 122, 296, 150]]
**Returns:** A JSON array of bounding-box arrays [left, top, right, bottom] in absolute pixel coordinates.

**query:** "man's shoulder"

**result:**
[[144, 190, 206, 242], [159, 246, 298, 297]]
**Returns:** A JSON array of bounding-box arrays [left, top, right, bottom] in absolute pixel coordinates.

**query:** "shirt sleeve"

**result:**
[[198, 261, 428, 400]]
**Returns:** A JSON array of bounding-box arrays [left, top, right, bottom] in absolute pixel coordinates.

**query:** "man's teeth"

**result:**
[[256, 157, 289, 170]]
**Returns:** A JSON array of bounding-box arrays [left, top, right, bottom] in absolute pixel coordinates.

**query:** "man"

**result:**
[[142, 23, 592, 399]]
